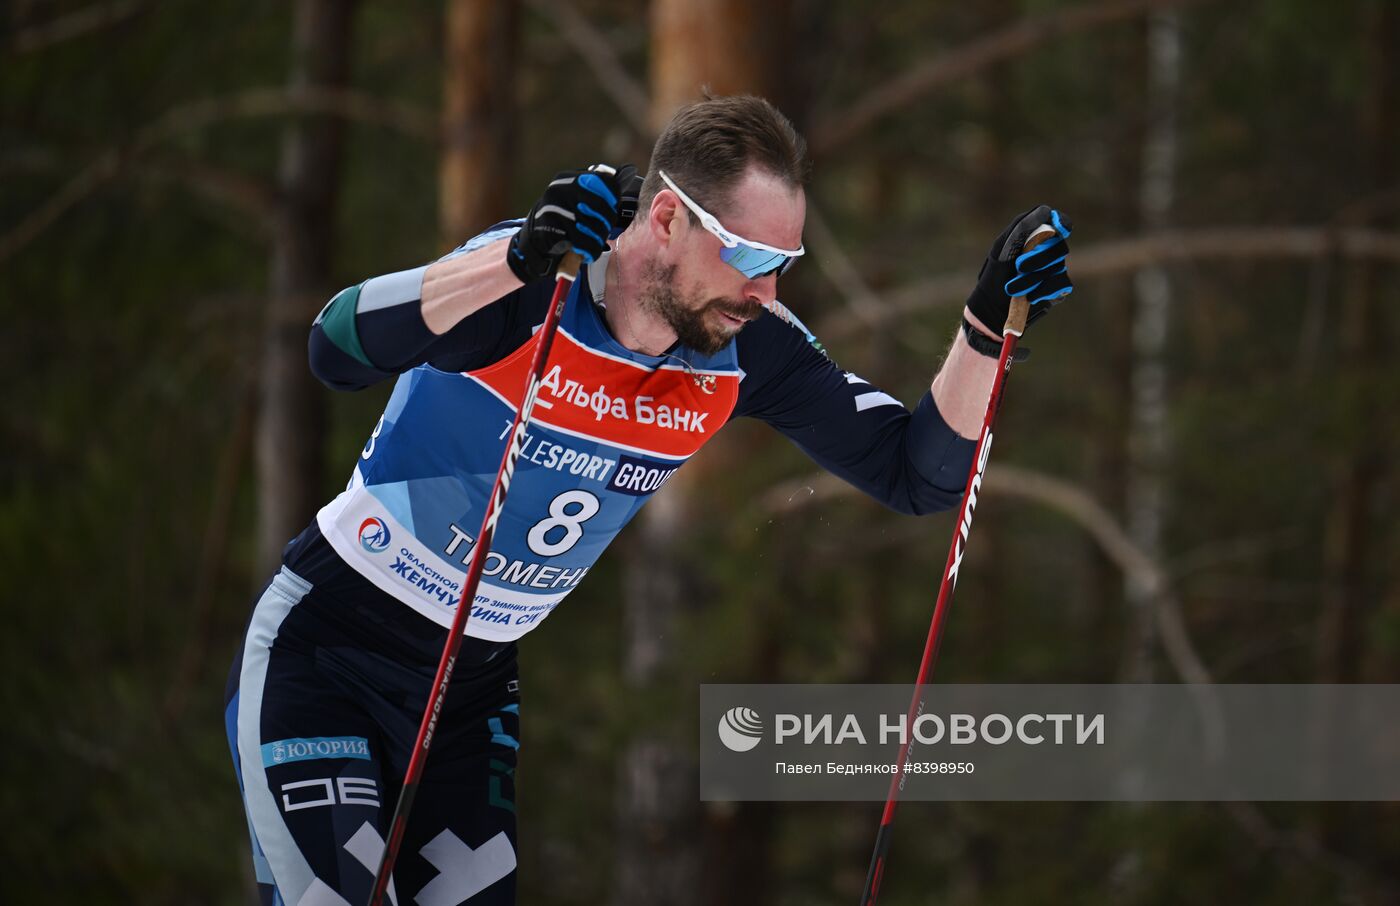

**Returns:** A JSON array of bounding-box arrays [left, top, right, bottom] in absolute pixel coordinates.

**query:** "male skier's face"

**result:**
[[650, 166, 806, 355]]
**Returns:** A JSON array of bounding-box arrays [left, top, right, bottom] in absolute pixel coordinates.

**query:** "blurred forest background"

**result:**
[[3, 0, 1398, 903]]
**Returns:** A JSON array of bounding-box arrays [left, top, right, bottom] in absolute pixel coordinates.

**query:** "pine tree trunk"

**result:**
[[255, 0, 356, 576], [613, 3, 789, 903], [1308, 13, 1395, 881], [1113, 9, 1179, 896], [648, 0, 789, 128], [440, 0, 517, 250], [1086, 19, 1145, 678], [1315, 0, 1394, 687], [1122, 7, 1179, 686]]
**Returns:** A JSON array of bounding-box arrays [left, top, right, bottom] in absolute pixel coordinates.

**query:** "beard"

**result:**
[[639, 261, 764, 356]]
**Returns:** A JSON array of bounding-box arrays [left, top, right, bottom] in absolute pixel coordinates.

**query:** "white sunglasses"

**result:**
[[658, 170, 805, 279]]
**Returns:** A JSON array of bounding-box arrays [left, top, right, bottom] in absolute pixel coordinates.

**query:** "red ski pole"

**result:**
[[859, 226, 1055, 905], [365, 252, 582, 906]]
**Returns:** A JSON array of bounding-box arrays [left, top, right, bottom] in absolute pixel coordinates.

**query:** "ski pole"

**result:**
[[858, 225, 1056, 906], [365, 252, 583, 906]]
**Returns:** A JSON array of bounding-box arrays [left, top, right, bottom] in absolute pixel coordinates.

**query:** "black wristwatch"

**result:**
[[961, 317, 1030, 362]]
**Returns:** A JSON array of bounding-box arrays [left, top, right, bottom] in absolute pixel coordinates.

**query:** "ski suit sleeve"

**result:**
[[308, 222, 536, 391], [733, 304, 976, 516]]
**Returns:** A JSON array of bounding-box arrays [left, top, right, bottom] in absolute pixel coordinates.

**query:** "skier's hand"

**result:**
[[507, 163, 642, 283], [965, 205, 1073, 334]]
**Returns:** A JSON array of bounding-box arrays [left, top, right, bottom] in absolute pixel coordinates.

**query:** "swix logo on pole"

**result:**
[[945, 426, 994, 589], [422, 656, 455, 751]]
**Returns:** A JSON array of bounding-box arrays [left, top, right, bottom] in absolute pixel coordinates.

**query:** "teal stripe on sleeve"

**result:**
[[318, 284, 373, 367]]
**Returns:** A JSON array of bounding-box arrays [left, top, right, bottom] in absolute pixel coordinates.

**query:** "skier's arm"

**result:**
[[309, 165, 638, 391], [421, 236, 527, 333], [930, 313, 1001, 439], [735, 205, 1076, 512], [308, 224, 525, 391]]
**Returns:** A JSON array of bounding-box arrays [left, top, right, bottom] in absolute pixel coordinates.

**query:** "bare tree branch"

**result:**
[[985, 465, 1214, 691], [810, 0, 1215, 155], [527, 0, 651, 138], [0, 87, 436, 265], [796, 203, 951, 359], [127, 157, 280, 230], [135, 85, 438, 146], [1070, 226, 1400, 271], [0, 147, 66, 176], [1166, 527, 1303, 580], [1219, 799, 1396, 901], [11, 0, 146, 54], [760, 464, 1222, 747], [163, 383, 256, 721], [802, 201, 889, 328], [1296, 185, 1400, 375], [817, 227, 1400, 342], [0, 149, 123, 265]]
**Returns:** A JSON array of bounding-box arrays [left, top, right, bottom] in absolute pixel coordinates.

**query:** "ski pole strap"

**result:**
[[962, 317, 1029, 362]]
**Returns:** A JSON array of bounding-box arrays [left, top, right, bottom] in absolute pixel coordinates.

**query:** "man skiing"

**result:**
[[226, 94, 1073, 905]]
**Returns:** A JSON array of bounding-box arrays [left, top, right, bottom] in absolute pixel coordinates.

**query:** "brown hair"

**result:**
[[639, 93, 808, 221]]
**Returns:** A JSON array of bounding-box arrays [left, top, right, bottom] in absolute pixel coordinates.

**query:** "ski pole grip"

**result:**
[[1005, 295, 1030, 337], [1004, 224, 1059, 337], [556, 251, 584, 283]]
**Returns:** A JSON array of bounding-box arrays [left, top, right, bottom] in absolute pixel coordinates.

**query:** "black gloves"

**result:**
[[965, 205, 1074, 335], [506, 163, 642, 283]]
